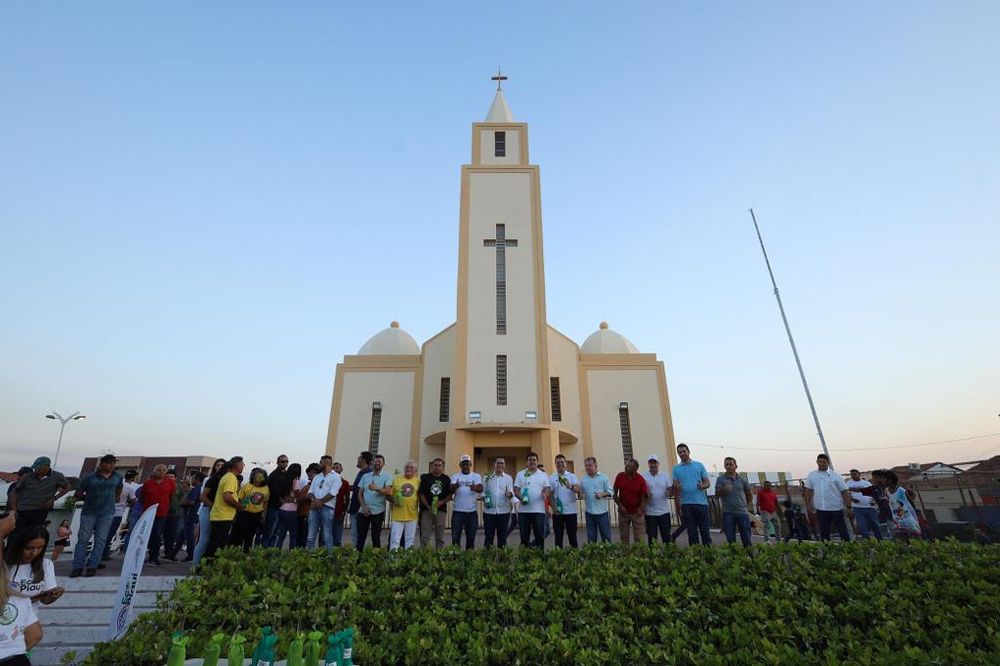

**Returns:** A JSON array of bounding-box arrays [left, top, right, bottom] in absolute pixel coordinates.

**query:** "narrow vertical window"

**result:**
[[496, 355, 508, 406], [494, 131, 506, 157], [368, 401, 382, 454], [618, 402, 634, 465], [550, 377, 562, 422], [439, 377, 451, 422]]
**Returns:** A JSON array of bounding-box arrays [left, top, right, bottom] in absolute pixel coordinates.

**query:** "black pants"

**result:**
[[0, 654, 32, 665], [483, 513, 510, 547], [230, 511, 263, 552], [451, 511, 478, 549], [147, 516, 166, 563], [552, 513, 578, 548], [817, 510, 852, 542], [645, 513, 672, 544], [518, 512, 546, 549], [296, 515, 308, 548], [204, 520, 233, 560], [354, 511, 385, 551], [14, 509, 48, 531]]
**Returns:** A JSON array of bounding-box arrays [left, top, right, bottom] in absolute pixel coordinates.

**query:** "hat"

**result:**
[[124, 469, 137, 478], [647, 454, 660, 462], [17, 466, 33, 476], [99, 454, 118, 464], [32, 456, 51, 470], [459, 454, 472, 463]]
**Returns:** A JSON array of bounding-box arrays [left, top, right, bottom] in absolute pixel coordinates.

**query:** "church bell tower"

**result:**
[[452, 74, 552, 432]]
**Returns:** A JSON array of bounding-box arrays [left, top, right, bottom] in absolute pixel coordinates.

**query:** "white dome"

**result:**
[[581, 321, 639, 354], [358, 321, 420, 355]]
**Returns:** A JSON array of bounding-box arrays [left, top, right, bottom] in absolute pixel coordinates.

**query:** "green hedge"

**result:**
[[86, 541, 1000, 665]]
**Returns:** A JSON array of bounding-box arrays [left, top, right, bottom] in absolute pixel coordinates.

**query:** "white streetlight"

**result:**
[[45, 411, 87, 468]]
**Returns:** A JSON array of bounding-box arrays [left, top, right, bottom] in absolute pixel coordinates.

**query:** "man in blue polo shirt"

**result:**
[[671, 443, 712, 546], [71, 454, 124, 577]]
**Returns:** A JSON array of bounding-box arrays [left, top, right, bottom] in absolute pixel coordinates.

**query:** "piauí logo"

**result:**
[[0, 602, 18, 626]]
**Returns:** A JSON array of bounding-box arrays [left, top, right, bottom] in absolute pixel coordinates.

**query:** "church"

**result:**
[[325, 81, 678, 479]]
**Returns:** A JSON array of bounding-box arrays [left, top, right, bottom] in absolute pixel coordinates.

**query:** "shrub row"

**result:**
[[86, 541, 1000, 665]]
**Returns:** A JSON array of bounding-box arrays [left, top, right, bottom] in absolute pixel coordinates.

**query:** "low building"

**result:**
[[77, 455, 218, 481]]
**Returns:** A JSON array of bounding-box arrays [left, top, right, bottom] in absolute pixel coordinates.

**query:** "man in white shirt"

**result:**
[[803, 453, 853, 542], [103, 469, 140, 560], [482, 457, 514, 547], [549, 454, 581, 548], [513, 452, 552, 549], [847, 469, 882, 541], [641, 454, 672, 544], [306, 455, 343, 553], [450, 455, 483, 550]]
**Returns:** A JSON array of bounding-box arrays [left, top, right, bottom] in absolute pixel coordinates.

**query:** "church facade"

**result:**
[[325, 87, 678, 479]]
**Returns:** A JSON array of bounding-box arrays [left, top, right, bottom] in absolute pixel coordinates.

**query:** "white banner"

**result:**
[[106, 503, 158, 641]]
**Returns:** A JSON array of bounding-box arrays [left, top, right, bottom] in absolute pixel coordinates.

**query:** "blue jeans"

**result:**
[[307, 506, 335, 553], [451, 511, 479, 549], [681, 504, 713, 546], [483, 513, 510, 547], [72, 512, 113, 571], [585, 512, 611, 543], [180, 513, 198, 557], [192, 505, 212, 565], [273, 509, 299, 550], [722, 512, 752, 547], [518, 512, 546, 548], [854, 507, 882, 540], [260, 507, 281, 547], [102, 515, 123, 559]]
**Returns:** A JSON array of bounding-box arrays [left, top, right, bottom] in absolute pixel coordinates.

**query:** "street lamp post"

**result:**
[[45, 411, 87, 468]]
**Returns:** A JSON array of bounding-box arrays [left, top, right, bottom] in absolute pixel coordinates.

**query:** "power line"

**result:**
[[684, 431, 1000, 454]]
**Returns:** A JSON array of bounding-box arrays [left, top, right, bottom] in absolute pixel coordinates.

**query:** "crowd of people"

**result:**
[[0, 444, 930, 664]]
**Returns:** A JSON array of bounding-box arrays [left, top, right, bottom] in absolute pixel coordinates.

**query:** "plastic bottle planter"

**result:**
[[166, 631, 190, 666], [250, 626, 278, 666]]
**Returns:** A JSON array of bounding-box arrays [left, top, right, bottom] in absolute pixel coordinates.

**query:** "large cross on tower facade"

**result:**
[[483, 223, 518, 335]]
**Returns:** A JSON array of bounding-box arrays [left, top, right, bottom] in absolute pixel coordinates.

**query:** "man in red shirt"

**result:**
[[756, 481, 782, 543], [613, 459, 648, 544], [139, 464, 176, 565]]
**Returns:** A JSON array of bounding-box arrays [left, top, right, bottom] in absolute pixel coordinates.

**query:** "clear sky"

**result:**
[[2, 3, 998, 478]]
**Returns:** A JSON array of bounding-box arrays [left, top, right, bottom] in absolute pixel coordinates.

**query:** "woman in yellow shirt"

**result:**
[[229, 468, 270, 552], [389, 461, 420, 550]]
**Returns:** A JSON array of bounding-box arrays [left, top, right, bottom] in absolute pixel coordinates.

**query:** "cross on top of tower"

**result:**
[[491, 66, 508, 91]]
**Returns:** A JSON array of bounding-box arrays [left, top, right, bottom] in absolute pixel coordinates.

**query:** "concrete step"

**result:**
[[59, 574, 181, 592], [44, 590, 163, 608], [38, 605, 156, 625], [30, 576, 181, 665]]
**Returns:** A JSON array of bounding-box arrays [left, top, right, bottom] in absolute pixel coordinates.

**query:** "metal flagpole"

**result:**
[[749, 208, 832, 464]]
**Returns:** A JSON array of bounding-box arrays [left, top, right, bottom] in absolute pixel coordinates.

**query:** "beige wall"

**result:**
[[464, 170, 540, 423], [479, 127, 521, 166], [333, 371, 415, 473], [419, 324, 456, 440], [585, 368, 671, 474], [546, 326, 583, 438]]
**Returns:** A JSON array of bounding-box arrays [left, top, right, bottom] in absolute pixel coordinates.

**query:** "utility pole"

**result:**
[[749, 209, 831, 463]]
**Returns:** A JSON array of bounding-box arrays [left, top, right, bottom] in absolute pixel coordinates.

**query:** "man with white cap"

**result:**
[[450, 454, 483, 549], [641, 454, 673, 544]]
